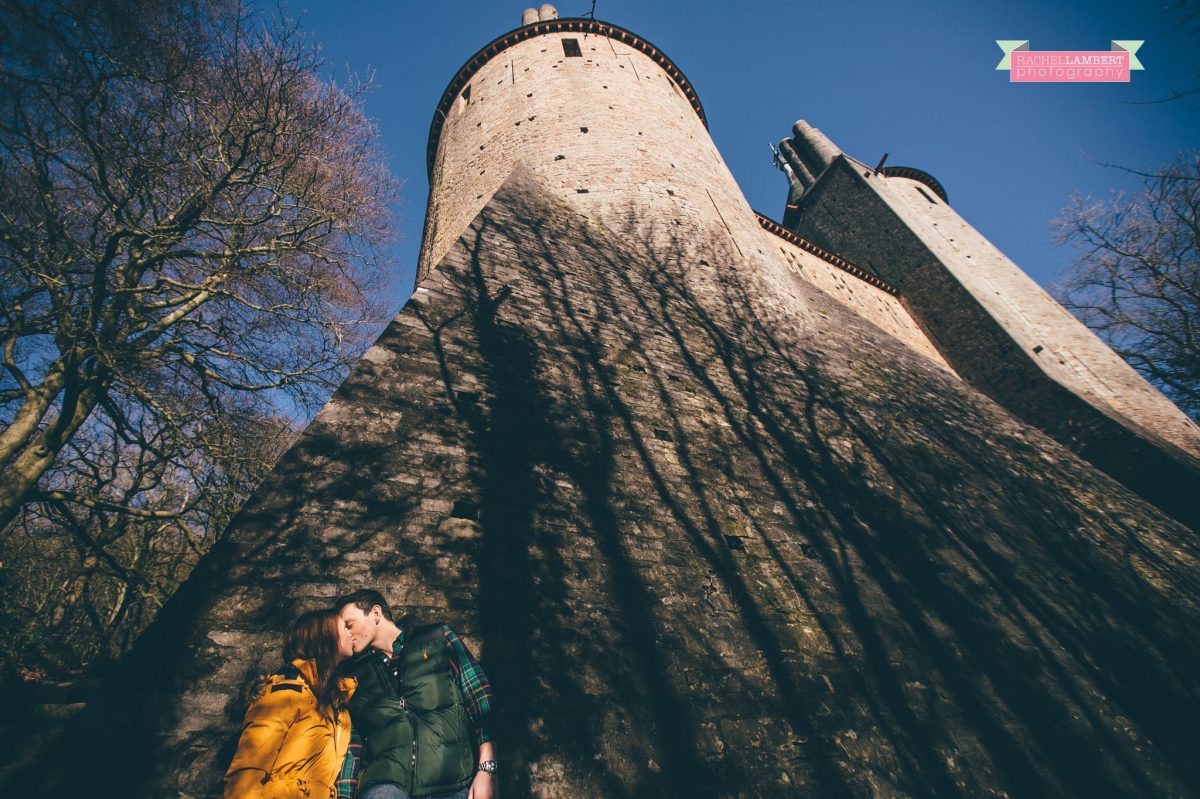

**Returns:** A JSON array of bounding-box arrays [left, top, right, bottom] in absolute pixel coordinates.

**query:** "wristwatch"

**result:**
[[477, 759, 499, 775]]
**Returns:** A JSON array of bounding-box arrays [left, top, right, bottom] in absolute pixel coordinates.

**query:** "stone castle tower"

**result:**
[[18, 7, 1200, 798]]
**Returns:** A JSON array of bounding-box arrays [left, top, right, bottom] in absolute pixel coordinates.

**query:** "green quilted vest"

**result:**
[[345, 621, 475, 797]]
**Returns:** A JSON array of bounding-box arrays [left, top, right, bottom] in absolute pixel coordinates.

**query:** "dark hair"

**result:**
[[282, 609, 344, 711], [334, 588, 394, 622]]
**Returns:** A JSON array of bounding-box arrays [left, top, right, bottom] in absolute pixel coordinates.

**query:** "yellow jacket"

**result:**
[[224, 658, 357, 799]]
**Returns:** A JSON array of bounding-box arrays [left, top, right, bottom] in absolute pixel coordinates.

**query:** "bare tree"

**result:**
[[0, 0, 397, 678], [0, 401, 288, 679], [1155, 0, 1200, 103], [0, 0, 397, 533], [1054, 152, 1200, 421]]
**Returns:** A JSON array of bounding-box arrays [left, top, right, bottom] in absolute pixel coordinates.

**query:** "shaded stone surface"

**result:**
[[14, 172, 1200, 798], [785, 156, 1200, 530]]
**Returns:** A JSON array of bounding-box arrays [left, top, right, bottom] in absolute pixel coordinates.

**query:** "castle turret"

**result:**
[[419, 8, 757, 281], [779, 130, 1200, 528], [21, 9, 1200, 799], [416, 10, 950, 364]]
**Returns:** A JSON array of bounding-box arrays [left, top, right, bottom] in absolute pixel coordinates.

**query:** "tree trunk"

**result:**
[[0, 368, 65, 468], [0, 379, 104, 531]]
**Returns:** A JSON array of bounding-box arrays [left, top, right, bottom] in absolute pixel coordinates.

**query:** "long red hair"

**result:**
[[282, 609, 344, 712]]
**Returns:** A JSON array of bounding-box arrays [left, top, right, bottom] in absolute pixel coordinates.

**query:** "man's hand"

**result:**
[[468, 769, 497, 799], [469, 742, 497, 799]]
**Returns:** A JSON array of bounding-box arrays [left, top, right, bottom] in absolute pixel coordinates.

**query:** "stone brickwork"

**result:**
[[419, 19, 719, 278], [22, 168, 1200, 798], [789, 155, 1200, 529], [419, 17, 948, 378], [765, 229, 951, 369], [15, 11, 1200, 799]]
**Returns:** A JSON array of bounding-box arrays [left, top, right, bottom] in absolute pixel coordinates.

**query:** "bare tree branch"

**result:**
[[0, 0, 396, 680], [1054, 152, 1200, 420]]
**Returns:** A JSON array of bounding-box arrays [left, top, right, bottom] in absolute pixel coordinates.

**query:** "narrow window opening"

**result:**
[[562, 38, 582, 57], [915, 186, 937, 204], [461, 85, 471, 103]]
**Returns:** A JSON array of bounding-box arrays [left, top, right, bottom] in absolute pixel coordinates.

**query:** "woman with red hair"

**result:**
[[224, 609, 357, 798]]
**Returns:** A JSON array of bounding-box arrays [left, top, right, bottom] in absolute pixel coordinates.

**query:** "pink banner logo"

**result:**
[[996, 41, 1144, 83], [1012, 51, 1128, 82]]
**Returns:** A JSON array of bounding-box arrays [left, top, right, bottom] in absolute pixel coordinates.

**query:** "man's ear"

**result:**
[[371, 604, 382, 621]]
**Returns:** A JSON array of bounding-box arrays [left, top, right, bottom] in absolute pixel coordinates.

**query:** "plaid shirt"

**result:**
[[336, 624, 494, 798]]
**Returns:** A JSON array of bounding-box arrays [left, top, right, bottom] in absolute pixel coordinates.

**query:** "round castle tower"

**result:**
[[20, 8, 1200, 799], [417, 6, 769, 282]]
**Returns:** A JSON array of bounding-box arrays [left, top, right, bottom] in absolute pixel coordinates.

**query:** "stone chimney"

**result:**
[[778, 118, 841, 196]]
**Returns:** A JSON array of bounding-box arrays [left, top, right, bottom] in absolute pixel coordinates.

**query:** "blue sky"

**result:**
[[278, 0, 1199, 309]]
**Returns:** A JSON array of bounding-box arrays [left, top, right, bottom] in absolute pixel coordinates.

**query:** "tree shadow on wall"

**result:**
[[644, 238, 1200, 797], [421, 180, 1200, 798], [14, 175, 1200, 799], [414, 215, 719, 798]]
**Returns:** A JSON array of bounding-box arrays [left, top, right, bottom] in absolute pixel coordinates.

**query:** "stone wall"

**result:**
[[419, 21, 725, 278], [19, 171, 1200, 798], [419, 18, 948, 388], [764, 229, 950, 369], [13, 14, 1200, 799], [790, 156, 1200, 529]]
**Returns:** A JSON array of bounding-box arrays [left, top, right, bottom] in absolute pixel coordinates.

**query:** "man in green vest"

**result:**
[[334, 589, 497, 799]]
